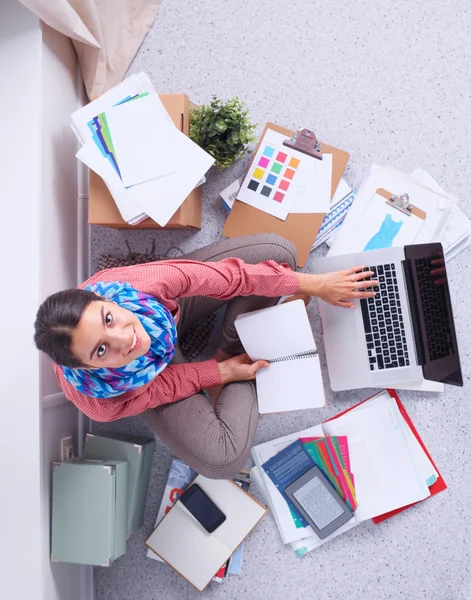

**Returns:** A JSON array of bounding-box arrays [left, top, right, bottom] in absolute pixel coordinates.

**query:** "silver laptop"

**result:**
[[312, 243, 462, 391]]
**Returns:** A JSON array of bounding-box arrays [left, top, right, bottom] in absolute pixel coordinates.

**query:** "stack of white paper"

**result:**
[[251, 390, 437, 557], [71, 73, 214, 226], [411, 169, 471, 260], [328, 164, 471, 261]]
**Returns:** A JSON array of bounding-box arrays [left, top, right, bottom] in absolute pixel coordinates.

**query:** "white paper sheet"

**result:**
[[410, 169, 471, 260], [127, 163, 214, 227], [237, 129, 321, 220], [348, 192, 425, 252], [290, 153, 333, 214], [332, 178, 353, 204], [76, 141, 145, 223], [71, 73, 157, 144], [323, 394, 431, 521], [104, 93, 191, 186]]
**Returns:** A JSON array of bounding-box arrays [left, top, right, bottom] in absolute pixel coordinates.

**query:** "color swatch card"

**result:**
[[238, 129, 313, 220]]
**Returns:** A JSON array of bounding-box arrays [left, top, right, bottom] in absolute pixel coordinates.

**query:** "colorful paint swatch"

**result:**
[[284, 168, 296, 180], [258, 156, 270, 168], [248, 179, 259, 192], [266, 173, 277, 185], [261, 185, 272, 197], [273, 191, 285, 202], [276, 151, 288, 163], [288, 157, 300, 169], [279, 179, 290, 192], [271, 162, 283, 174], [263, 145, 275, 158], [253, 167, 264, 180]]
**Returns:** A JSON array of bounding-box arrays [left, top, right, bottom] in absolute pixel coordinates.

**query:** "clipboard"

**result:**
[[376, 188, 427, 220], [222, 122, 350, 267]]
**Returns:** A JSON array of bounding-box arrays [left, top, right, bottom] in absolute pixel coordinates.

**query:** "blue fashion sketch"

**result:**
[[363, 213, 404, 251]]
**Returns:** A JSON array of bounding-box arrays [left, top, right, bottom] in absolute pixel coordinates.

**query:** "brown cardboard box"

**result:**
[[222, 122, 350, 267], [88, 94, 202, 229]]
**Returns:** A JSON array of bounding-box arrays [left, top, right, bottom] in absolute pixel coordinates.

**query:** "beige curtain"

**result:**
[[18, 0, 160, 99]]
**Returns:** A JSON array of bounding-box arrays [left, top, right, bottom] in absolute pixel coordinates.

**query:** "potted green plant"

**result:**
[[189, 96, 257, 169]]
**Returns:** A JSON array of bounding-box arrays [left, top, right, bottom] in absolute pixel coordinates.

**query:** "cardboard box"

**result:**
[[222, 122, 350, 267], [88, 94, 202, 229]]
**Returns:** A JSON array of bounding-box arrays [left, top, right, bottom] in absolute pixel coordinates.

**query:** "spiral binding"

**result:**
[[267, 349, 318, 364]]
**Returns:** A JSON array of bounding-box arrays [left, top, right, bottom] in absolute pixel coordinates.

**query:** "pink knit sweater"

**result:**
[[54, 258, 299, 422]]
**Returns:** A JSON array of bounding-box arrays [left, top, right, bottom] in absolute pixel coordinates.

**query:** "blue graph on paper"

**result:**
[[363, 213, 404, 251]]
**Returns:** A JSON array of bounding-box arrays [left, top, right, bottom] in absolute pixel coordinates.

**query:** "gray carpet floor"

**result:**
[[91, 1, 471, 598]]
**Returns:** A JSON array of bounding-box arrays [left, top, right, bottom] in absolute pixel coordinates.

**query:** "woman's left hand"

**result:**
[[296, 266, 379, 309], [218, 353, 269, 384]]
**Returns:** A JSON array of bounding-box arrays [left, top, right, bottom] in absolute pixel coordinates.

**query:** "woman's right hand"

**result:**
[[218, 353, 269, 384], [296, 266, 378, 309]]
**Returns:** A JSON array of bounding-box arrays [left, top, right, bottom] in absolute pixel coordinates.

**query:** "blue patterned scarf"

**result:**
[[62, 281, 177, 398]]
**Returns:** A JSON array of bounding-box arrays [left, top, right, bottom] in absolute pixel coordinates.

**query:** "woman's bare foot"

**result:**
[[282, 293, 311, 307]]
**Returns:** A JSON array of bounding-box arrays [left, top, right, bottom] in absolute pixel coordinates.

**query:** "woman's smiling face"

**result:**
[[70, 300, 151, 368]]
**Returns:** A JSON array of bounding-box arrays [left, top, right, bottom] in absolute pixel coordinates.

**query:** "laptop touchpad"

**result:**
[[325, 306, 359, 343]]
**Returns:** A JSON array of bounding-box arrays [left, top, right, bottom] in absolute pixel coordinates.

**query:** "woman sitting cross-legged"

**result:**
[[34, 234, 377, 479]]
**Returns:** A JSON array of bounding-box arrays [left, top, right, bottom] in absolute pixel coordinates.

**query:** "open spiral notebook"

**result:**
[[235, 300, 325, 413]]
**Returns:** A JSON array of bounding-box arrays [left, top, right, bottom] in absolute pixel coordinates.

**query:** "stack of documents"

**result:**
[[71, 72, 214, 226], [328, 165, 471, 261], [261, 436, 357, 534], [251, 390, 443, 557]]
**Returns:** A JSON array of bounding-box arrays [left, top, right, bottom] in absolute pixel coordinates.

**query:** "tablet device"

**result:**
[[285, 466, 353, 539]]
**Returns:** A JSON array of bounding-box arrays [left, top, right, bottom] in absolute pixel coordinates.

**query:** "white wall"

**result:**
[[0, 2, 90, 599], [40, 23, 81, 397], [39, 22, 92, 600], [0, 2, 43, 599]]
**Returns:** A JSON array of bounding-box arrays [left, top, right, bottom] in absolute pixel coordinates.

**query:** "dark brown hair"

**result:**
[[34, 289, 101, 367]]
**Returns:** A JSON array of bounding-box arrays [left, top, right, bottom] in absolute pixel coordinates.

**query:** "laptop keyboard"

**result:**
[[415, 257, 455, 361], [359, 264, 410, 371]]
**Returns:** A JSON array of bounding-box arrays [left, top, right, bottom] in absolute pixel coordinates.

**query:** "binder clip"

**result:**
[[283, 128, 323, 160], [385, 192, 413, 217]]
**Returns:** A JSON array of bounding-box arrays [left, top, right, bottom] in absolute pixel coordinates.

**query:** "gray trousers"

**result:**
[[142, 234, 297, 479]]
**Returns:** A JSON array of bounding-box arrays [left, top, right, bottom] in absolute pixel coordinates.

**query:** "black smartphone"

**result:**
[[178, 483, 226, 533]]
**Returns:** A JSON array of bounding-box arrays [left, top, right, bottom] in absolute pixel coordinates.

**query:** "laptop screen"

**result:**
[[404, 243, 463, 386]]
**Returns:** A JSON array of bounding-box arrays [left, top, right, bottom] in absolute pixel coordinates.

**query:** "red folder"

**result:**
[[325, 389, 447, 524]]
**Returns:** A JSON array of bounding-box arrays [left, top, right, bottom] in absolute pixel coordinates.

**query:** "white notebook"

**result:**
[[145, 475, 266, 592], [235, 300, 325, 413]]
